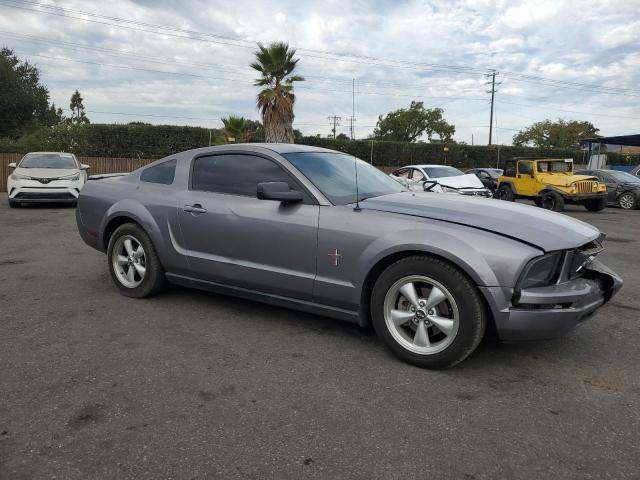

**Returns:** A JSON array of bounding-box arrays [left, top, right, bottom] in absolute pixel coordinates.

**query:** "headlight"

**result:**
[[59, 173, 80, 181], [441, 186, 457, 193], [10, 173, 31, 180], [517, 251, 564, 289]]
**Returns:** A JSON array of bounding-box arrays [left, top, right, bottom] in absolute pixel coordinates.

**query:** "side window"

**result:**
[[412, 169, 425, 181], [503, 161, 516, 177], [393, 168, 411, 179], [477, 170, 490, 179], [140, 159, 176, 185], [597, 172, 610, 183], [518, 161, 533, 175], [191, 154, 305, 199]]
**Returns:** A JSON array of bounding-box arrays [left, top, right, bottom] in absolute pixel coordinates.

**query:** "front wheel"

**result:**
[[371, 255, 486, 369], [618, 193, 637, 210], [584, 198, 606, 212], [8, 198, 19, 208], [540, 191, 565, 212], [107, 223, 167, 298]]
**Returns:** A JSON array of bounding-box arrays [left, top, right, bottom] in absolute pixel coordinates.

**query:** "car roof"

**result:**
[[24, 151, 75, 155], [402, 164, 459, 169], [173, 143, 339, 159]]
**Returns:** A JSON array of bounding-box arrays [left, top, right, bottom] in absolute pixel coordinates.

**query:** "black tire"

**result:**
[[533, 198, 542, 207], [584, 198, 606, 212], [540, 191, 565, 212], [495, 185, 515, 201], [8, 198, 19, 208], [370, 255, 486, 369], [617, 192, 636, 210], [107, 223, 167, 298]]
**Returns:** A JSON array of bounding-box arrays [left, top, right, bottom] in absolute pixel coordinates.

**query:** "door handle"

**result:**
[[183, 204, 207, 214]]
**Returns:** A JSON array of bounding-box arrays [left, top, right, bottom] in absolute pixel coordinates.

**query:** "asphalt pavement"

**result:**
[[1, 201, 639, 479]]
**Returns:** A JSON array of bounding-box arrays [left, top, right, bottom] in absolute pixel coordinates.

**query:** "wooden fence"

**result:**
[[0, 153, 156, 192]]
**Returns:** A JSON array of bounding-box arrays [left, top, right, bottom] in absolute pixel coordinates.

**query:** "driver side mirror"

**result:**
[[257, 182, 304, 203], [80, 164, 90, 170], [8, 162, 16, 168]]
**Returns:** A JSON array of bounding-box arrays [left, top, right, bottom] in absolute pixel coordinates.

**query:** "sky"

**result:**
[[1, 0, 640, 144]]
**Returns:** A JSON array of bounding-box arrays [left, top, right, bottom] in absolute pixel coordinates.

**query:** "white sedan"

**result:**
[[390, 164, 492, 197], [7, 152, 89, 207]]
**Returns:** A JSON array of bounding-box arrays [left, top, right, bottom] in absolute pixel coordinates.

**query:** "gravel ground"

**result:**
[[1, 201, 639, 479]]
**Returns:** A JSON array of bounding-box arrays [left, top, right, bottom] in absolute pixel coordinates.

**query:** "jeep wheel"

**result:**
[[371, 255, 486, 369], [618, 193, 636, 210], [540, 191, 564, 212], [495, 185, 515, 201], [584, 198, 606, 212]]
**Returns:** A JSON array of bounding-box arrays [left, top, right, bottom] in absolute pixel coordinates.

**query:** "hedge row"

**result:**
[[1, 123, 638, 168]]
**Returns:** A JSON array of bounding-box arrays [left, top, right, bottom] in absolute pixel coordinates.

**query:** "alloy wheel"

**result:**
[[383, 275, 460, 355], [112, 235, 147, 288], [619, 193, 635, 210]]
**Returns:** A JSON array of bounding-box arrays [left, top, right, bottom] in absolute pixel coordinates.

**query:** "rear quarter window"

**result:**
[[140, 159, 177, 185]]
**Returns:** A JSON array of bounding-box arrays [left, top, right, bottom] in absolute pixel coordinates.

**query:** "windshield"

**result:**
[[283, 152, 405, 205], [19, 153, 78, 169], [609, 171, 640, 183], [537, 161, 572, 173], [487, 169, 503, 178], [422, 166, 463, 178]]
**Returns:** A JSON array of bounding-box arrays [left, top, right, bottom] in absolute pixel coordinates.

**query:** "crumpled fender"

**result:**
[[353, 222, 542, 289]]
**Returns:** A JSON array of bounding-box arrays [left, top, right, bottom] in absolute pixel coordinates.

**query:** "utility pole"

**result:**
[[486, 70, 499, 145], [328, 116, 342, 139]]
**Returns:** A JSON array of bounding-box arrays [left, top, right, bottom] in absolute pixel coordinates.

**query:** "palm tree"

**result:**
[[222, 116, 249, 142], [251, 42, 304, 143]]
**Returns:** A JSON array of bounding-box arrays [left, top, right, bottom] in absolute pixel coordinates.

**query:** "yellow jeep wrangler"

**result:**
[[495, 157, 607, 212]]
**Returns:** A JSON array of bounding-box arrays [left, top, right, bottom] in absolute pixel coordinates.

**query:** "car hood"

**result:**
[[430, 173, 486, 189], [360, 192, 601, 251], [15, 167, 79, 178], [543, 174, 597, 187]]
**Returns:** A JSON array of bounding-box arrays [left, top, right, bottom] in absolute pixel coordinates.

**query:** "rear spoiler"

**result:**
[[88, 173, 128, 180]]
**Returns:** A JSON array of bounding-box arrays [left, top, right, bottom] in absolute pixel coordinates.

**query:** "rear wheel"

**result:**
[[371, 255, 486, 369], [618, 193, 636, 210], [540, 191, 564, 212], [495, 185, 515, 201], [107, 223, 167, 298], [584, 198, 605, 212]]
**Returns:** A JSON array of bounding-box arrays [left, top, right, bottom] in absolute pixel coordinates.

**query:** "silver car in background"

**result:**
[[76, 144, 622, 368], [390, 164, 492, 197]]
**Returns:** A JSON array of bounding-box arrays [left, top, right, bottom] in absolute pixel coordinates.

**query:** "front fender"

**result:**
[[354, 222, 542, 292]]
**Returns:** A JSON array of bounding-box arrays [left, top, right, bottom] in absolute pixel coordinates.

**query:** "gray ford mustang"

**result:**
[[76, 144, 622, 368]]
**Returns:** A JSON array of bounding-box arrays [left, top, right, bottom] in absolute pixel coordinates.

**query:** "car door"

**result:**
[[517, 161, 536, 195], [476, 170, 493, 189], [597, 171, 618, 203], [177, 152, 320, 301]]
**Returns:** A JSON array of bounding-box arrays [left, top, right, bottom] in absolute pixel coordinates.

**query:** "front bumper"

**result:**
[[564, 192, 607, 202], [8, 182, 81, 203], [480, 259, 622, 341]]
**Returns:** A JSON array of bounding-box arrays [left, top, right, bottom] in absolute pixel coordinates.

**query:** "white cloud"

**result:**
[[0, 0, 639, 143]]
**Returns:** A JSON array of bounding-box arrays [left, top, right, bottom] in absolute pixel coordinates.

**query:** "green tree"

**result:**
[[69, 89, 89, 124], [222, 116, 249, 142], [513, 119, 599, 149], [0, 47, 62, 136], [373, 101, 455, 142], [251, 42, 304, 143]]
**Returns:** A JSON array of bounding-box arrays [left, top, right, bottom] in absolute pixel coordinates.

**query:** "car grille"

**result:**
[[575, 180, 595, 193], [459, 190, 492, 197], [14, 192, 75, 200]]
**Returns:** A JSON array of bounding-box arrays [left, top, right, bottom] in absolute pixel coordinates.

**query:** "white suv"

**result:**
[[7, 152, 89, 207]]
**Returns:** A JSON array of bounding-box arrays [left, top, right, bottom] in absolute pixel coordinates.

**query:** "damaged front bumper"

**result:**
[[480, 259, 622, 341]]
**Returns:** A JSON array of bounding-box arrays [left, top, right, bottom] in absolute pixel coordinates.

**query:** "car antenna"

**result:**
[[353, 154, 361, 211]]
